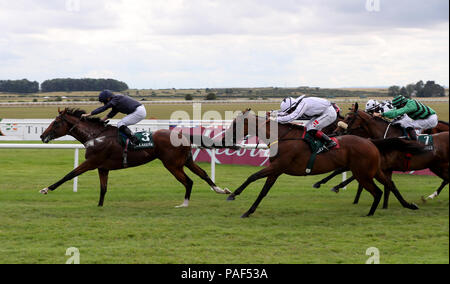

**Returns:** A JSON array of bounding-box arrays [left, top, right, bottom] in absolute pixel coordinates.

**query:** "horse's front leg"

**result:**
[[98, 168, 109, 207], [241, 174, 280, 218], [227, 166, 279, 201], [40, 160, 99, 194], [313, 167, 347, 189]]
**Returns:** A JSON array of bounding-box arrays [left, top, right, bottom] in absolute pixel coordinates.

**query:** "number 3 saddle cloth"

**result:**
[[118, 131, 154, 150]]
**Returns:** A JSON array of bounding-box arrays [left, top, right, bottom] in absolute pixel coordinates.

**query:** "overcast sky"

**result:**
[[0, 0, 448, 89]]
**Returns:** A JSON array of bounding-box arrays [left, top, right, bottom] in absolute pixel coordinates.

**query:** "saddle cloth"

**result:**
[[417, 134, 433, 151], [303, 132, 340, 174], [119, 131, 154, 150]]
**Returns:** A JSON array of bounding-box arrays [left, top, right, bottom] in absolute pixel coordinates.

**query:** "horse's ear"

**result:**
[[355, 102, 359, 112]]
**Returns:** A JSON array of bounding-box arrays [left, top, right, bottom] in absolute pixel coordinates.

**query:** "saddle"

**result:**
[[302, 132, 340, 174], [118, 131, 154, 168]]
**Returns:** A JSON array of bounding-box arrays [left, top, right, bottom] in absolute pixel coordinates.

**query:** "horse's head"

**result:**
[[333, 103, 371, 138], [40, 108, 83, 143]]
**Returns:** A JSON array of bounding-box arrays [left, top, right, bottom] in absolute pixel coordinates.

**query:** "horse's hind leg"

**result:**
[[353, 184, 363, 205], [185, 157, 231, 194], [356, 179, 383, 216], [98, 168, 109, 207], [376, 170, 418, 210], [427, 167, 449, 199]]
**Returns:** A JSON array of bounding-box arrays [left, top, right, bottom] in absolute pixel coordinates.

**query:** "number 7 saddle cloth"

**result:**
[[118, 131, 154, 150], [417, 134, 434, 151]]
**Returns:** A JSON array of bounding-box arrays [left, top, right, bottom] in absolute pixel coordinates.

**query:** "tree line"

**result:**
[[388, 80, 446, 98], [0, 78, 128, 93], [0, 79, 39, 93]]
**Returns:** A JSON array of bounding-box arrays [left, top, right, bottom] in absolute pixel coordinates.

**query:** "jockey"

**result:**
[[275, 96, 337, 149], [374, 95, 438, 140], [81, 90, 146, 145], [365, 99, 394, 114]]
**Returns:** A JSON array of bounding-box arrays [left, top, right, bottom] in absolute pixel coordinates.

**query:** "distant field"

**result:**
[[0, 100, 449, 121]]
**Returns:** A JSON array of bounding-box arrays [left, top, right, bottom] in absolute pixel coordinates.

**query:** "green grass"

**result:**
[[0, 148, 448, 264]]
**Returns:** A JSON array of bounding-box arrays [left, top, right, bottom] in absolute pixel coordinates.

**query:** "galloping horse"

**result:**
[[333, 104, 449, 204], [313, 108, 448, 190], [39, 108, 230, 207], [220, 109, 421, 218]]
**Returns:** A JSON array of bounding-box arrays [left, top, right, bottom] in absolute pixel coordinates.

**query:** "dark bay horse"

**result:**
[[220, 109, 420, 218], [39, 108, 230, 207], [333, 104, 449, 204]]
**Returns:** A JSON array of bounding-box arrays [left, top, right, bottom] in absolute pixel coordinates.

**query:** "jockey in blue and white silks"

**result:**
[[82, 90, 147, 145]]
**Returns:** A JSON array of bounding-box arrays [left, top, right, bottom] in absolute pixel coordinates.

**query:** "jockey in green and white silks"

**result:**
[[376, 95, 438, 140]]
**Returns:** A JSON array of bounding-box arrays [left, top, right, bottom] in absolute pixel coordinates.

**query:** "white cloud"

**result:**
[[0, 0, 448, 88]]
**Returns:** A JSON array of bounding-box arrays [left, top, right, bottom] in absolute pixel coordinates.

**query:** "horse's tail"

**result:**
[[370, 138, 427, 155]]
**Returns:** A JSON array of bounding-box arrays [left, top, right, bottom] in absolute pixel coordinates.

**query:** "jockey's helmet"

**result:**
[[99, 90, 114, 104], [280, 95, 305, 113], [365, 99, 379, 112], [392, 95, 408, 108]]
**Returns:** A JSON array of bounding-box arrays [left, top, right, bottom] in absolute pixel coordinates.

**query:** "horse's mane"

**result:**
[[439, 120, 449, 126], [64, 108, 106, 126]]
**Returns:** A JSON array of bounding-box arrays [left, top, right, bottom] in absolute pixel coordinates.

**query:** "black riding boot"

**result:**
[[119, 125, 139, 145], [406, 127, 417, 141]]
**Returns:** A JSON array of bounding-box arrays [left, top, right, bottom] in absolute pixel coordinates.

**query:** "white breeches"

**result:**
[[305, 106, 337, 131], [117, 105, 147, 128]]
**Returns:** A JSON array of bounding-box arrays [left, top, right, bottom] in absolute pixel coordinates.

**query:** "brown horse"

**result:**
[[334, 104, 449, 204], [220, 109, 420, 218], [315, 106, 448, 194], [39, 108, 230, 207], [423, 121, 449, 135]]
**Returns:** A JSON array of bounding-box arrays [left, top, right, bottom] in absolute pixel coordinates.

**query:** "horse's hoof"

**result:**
[[40, 188, 49, 195], [241, 213, 250, 218], [331, 187, 339, 193], [227, 195, 236, 201], [427, 192, 438, 200], [224, 188, 232, 195], [420, 196, 427, 204], [313, 183, 321, 189], [410, 203, 419, 210]]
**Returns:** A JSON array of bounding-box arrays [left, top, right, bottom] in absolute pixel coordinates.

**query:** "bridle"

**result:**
[[342, 111, 368, 135]]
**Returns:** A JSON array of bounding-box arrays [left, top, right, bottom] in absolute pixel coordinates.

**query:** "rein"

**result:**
[[61, 115, 109, 141]]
